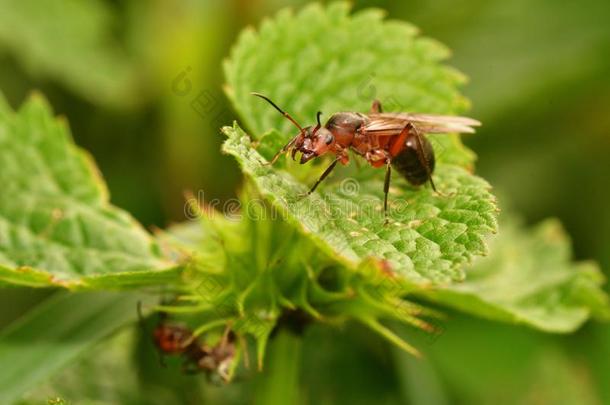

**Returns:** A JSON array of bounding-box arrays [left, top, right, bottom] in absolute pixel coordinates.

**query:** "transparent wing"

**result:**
[[365, 113, 481, 135]]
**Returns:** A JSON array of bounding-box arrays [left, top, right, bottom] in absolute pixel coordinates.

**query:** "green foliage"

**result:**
[[0, 0, 140, 107], [397, 315, 604, 405], [0, 292, 146, 404], [417, 218, 609, 332], [0, 94, 179, 289], [15, 328, 179, 405], [213, 1, 606, 351], [148, 2, 498, 360], [162, 185, 434, 362], [223, 124, 497, 284], [0, 1, 608, 402]]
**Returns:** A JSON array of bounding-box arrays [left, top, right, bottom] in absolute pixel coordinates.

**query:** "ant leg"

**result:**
[[383, 159, 392, 215], [428, 173, 438, 193], [303, 157, 340, 196], [383, 159, 392, 222], [364, 148, 393, 221], [370, 100, 383, 113], [351, 149, 363, 169], [264, 135, 299, 166]]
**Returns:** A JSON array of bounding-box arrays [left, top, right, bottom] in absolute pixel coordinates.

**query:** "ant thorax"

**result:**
[[326, 112, 367, 147]]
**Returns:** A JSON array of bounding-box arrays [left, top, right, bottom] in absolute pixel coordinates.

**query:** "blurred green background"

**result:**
[[0, 0, 609, 403]]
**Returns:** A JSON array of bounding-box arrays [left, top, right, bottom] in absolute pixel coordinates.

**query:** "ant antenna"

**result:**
[[311, 111, 324, 136], [251, 92, 304, 132], [311, 111, 323, 135], [137, 301, 169, 368], [137, 301, 146, 326]]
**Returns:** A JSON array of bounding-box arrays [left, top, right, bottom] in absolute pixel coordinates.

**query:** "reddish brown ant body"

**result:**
[[153, 320, 195, 355], [138, 302, 237, 383], [155, 320, 236, 382], [252, 93, 480, 215]]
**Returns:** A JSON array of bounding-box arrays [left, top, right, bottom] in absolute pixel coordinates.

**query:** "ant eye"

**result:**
[[325, 134, 334, 145]]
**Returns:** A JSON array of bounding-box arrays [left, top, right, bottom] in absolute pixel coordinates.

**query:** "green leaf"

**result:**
[[16, 327, 187, 405], [0, 292, 147, 404], [0, 93, 180, 289], [224, 2, 475, 168], [417, 218, 610, 332], [222, 123, 497, 284], [0, 0, 140, 107], [222, 3, 498, 284]]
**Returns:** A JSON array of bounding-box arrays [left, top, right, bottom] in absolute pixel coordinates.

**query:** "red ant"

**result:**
[[138, 302, 237, 383], [253, 93, 480, 216]]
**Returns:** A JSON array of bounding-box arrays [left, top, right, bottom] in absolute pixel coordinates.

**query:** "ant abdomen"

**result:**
[[392, 135, 436, 186]]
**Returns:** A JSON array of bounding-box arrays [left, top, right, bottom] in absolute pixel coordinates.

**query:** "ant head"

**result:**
[[296, 125, 334, 164], [251, 93, 334, 164]]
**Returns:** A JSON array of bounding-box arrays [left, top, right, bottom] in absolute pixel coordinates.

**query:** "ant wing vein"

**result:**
[[366, 113, 481, 135]]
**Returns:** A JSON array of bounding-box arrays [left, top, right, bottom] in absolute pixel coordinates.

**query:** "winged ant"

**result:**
[[252, 93, 480, 217]]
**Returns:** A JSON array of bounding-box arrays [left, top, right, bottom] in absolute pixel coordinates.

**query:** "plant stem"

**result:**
[[254, 330, 302, 405]]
